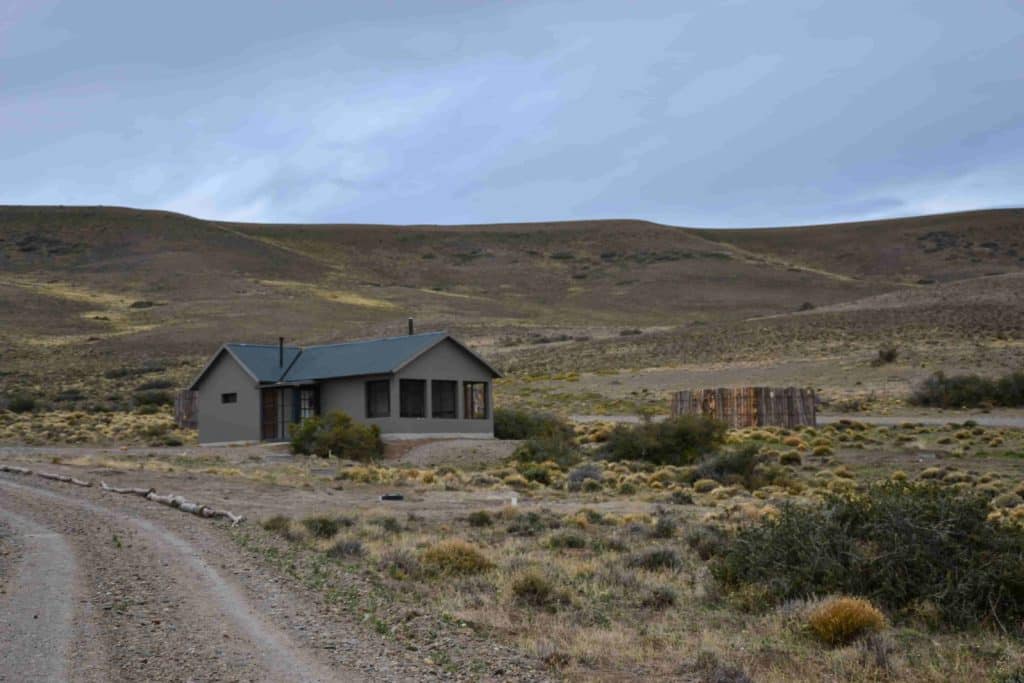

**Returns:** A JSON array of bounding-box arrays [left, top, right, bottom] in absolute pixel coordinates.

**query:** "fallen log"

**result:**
[[100, 481, 155, 497], [0, 465, 32, 475], [208, 509, 245, 525], [146, 491, 178, 506], [37, 471, 72, 483]]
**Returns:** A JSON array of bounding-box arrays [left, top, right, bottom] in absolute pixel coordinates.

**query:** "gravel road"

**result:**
[[0, 506, 78, 682], [0, 473, 540, 682], [0, 477, 348, 682]]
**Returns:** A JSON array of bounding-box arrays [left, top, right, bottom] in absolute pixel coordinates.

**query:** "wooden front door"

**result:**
[[261, 388, 279, 440]]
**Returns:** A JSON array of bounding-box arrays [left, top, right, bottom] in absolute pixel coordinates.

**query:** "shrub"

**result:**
[[696, 444, 763, 489], [7, 394, 36, 413], [693, 478, 718, 493], [807, 596, 886, 646], [421, 540, 494, 575], [262, 514, 291, 533], [511, 570, 567, 609], [494, 408, 573, 440], [667, 489, 694, 505], [628, 548, 682, 571], [547, 531, 587, 549], [566, 463, 603, 491], [712, 482, 1024, 630], [467, 510, 493, 527], [650, 516, 676, 539], [378, 549, 421, 580], [517, 462, 553, 485], [779, 451, 802, 466], [602, 416, 726, 466], [910, 370, 1024, 408], [871, 347, 899, 366], [686, 525, 728, 561], [326, 538, 364, 559], [289, 411, 383, 461], [134, 390, 173, 407], [514, 430, 579, 469], [302, 515, 340, 539], [136, 379, 174, 391], [640, 584, 678, 609]]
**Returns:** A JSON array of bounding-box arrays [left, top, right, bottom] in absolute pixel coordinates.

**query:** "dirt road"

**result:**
[[0, 474, 473, 682]]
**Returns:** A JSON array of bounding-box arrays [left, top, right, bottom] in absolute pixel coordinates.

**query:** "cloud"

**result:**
[[0, 0, 1021, 226]]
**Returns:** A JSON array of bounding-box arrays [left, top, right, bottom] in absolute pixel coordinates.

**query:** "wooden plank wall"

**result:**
[[670, 387, 816, 428], [175, 390, 198, 429]]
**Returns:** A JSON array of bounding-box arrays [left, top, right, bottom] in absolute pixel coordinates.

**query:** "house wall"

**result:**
[[195, 352, 261, 444], [319, 339, 494, 436]]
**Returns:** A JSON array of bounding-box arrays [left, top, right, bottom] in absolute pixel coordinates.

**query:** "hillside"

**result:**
[[2, 205, 1023, 411]]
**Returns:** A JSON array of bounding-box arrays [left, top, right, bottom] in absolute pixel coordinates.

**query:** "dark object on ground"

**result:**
[[380, 493, 405, 501]]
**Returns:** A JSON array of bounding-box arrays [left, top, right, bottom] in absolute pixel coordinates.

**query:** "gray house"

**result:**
[[188, 331, 500, 445]]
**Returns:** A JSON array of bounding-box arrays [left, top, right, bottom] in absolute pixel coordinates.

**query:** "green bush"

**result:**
[[514, 430, 580, 469], [712, 482, 1024, 631], [910, 370, 1024, 408], [494, 407, 573, 440], [136, 379, 174, 391], [7, 394, 36, 413], [134, 390, 173, 407], [602, 416, 725, 466], [289, 411, 383, 461], [696, 444, 764, 489], [467, 510, 493, 527], [302, 515, 341, 539]]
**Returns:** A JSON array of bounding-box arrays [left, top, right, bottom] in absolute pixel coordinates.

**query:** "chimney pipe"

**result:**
[[279, 337, 284, 367], [407, 318, 414, 335]]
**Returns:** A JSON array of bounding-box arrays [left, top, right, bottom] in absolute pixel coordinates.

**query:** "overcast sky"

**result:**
[[2, 1, 1022, 227]]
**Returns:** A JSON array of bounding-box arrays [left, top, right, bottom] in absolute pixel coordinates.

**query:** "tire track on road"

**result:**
[[0, 505, 75, 683]]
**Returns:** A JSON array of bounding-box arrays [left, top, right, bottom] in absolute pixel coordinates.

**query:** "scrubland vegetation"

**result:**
[[229, 414, 1024, 681]]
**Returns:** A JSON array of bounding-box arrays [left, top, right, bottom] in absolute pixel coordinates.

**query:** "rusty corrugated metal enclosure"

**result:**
[[670, 387, 816, 428]]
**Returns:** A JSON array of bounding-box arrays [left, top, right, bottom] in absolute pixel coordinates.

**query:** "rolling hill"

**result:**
[[2, 205, 1023, 407]]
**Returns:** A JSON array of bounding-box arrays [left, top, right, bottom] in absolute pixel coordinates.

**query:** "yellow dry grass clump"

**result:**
[[420, 539, 494, 575], [807, 596, 886, 646]]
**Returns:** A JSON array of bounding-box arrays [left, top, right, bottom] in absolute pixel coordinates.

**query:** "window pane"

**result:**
[[221, 392, 237, 404], [431, 380, 457, 419], [299, 387, 317, 420], [366, 380, 390, 418], [400, 379, 426, 418], [464, 382, 487, 419]]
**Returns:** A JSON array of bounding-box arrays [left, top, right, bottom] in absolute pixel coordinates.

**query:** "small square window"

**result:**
[[221, 392, 237, 404], [366, 380, 390, 418]]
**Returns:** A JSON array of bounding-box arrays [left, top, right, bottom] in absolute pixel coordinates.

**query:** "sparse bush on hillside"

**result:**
[[602, 416, 725, 466], [103, 364, 165, 379], [494, 407, 573, 440], [136, 379, 174, 391], [910, 370, 1024, 408], [289, 411, 383, 461], [713, 482, 1024, 630], [302, 515, 341, 539], [7, 394, 37, 413], [871, 346, 899, 366], [134, 390, 173, 407]]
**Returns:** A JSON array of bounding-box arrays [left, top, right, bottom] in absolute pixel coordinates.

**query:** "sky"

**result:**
[[1, 1, 1022, 227]]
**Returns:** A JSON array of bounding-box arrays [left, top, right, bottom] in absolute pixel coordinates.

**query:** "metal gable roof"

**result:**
[[227, 343, 302, 382], [190, 332, 500, 390], [281, 332, 448, 382]]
